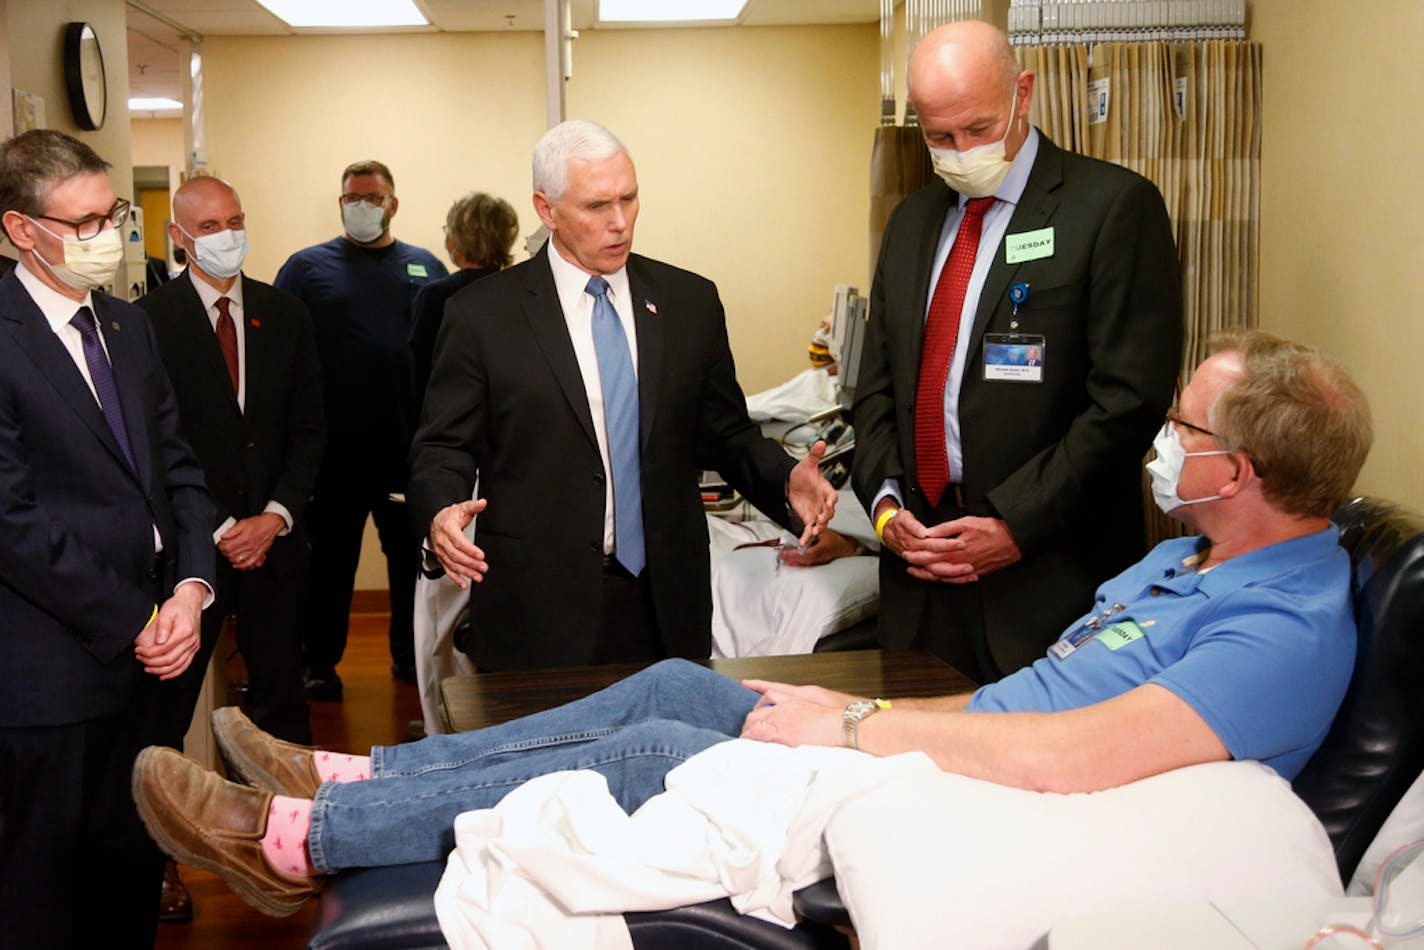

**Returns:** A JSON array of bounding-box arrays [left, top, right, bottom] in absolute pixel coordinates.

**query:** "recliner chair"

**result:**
[[308, 496, 1424, 948]]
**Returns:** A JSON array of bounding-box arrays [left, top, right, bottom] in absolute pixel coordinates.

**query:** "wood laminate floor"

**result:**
[[155, 608, 422, 949]]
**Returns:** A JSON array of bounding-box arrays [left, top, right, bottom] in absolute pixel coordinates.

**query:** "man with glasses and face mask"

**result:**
[[0, 129, 216, 946], [853, 21, 1183, 685], [275, 161, 447, 702]]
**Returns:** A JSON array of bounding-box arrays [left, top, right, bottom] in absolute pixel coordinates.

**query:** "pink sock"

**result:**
[[260, 795, 315, 880], [312, 751, 371, 783]]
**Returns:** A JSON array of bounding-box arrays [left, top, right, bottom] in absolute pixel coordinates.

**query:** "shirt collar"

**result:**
[[1164, 525, 1344, 598], [15, 260, 96, 335], [186, 267, 244, 314], [546, 238, 631, 315]]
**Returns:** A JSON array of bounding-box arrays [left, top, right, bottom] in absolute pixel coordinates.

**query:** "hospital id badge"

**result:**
[[983, 333, 1045, 383]]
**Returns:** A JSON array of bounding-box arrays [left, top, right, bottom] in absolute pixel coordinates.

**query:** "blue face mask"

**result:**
[[342, 202, 387, 243], [178, 225, 248, 280]]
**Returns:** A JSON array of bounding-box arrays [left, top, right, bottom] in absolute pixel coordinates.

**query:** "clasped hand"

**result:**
[[880, 508, 1022, 583], [133, 580, 205, 680]]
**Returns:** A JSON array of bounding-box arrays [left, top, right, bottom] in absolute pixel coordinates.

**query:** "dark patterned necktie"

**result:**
[[71, 306, 136, 471]]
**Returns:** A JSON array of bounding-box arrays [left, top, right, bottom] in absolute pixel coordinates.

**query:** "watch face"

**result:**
[[65, 22, 107, 131]]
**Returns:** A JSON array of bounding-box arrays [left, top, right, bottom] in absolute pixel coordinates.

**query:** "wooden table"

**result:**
[[441, 648, 976, 732]]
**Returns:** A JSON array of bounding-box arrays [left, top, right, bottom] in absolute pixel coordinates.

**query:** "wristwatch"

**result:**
[[842, 698, 891, 750]]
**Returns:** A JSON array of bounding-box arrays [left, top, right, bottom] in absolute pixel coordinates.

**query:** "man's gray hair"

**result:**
[[0, 129, 110, 218], [532, 120, 630, 202]]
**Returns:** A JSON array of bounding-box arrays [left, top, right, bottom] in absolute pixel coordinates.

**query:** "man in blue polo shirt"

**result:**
[[275, 161, 447, 700], [135, 330, 1374, 913]]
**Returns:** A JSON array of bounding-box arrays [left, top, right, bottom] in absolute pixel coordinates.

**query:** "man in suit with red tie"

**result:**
[[0, 129, 216, 948], [141, 176, 325, 748], [853, 22, 1182, 683]]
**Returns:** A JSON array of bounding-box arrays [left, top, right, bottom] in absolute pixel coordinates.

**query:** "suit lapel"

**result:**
[[0, 274, 144, 485], [625, 256, 662, 448], [965, 139, 1064, 361], [521, 248, 599, 449], [235, 276, 264, 419]]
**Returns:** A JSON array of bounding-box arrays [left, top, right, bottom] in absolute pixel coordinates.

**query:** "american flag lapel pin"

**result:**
[[644, 300, 657, 315], [250, 318, 262, 328]]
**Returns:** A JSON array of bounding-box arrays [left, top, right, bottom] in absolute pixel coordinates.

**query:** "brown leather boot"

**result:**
[[132, 746, 320, 917], [158, 859, 194, 923], [211, 706, 322, 798]]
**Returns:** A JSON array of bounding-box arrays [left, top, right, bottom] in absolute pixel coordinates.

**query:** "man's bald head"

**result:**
[[907, 21, 1033, 161], [172, 176, 241, 232], [909, 21, 1019, 105]]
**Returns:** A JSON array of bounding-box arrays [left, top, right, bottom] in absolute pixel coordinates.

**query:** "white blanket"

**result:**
[[432, 739, 938, 950]]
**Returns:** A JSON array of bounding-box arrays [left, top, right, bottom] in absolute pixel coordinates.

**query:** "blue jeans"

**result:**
[[307, 659, 758, 871]]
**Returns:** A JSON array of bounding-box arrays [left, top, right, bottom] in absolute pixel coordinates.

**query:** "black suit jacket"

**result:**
[[853, 133, 1183, 673], [409, 247, 796, 668], [0, 271, 216, 727], [139, 272, 325, 558]]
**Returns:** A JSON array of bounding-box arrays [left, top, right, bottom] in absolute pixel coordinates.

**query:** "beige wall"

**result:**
[[1253, 0, 1424, 511], [130, 115, 184, 191], [201, 24, 876, 393], [2, 0, 131, 239]]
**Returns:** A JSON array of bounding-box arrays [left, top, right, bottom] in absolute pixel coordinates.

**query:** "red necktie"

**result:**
[[913, 196, 995, 507], [215, 296, 239, 395]]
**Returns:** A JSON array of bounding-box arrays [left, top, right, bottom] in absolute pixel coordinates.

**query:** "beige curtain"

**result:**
[[869, 126, 936, 275], [1015, 41, 1262, 543]]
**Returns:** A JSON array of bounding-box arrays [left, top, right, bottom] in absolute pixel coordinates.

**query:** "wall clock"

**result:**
[[64, 21, 107, 131]]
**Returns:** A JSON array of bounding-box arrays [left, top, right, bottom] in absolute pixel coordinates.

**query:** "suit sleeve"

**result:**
[[986, 175, 1182, 553], [142, 316, 218, 590], [693, 291, 796, 529], [269, 296, 325, 522], [407, 301, 486, 535], [851, 198, 911, 514]]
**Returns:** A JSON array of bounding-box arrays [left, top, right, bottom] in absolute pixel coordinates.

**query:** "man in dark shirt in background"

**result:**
[[275, 161, 447, 699]]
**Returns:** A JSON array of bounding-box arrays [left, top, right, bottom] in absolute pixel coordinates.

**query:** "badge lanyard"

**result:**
[[1049, 600, 1128, 660]]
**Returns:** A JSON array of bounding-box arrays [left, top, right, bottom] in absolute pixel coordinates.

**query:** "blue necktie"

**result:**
[[71, 306, 136, 472], [586, 276, 644, 576]]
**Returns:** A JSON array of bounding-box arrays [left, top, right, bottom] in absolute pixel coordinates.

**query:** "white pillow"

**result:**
[[824, 761, 1343, 950], [1348, 769, 1424, 895]]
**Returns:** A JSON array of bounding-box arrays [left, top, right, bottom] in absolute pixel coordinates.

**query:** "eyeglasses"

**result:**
[[32, 197, 131, 241], [340, 192, 391, 207], [1165, 408, 1216, 439]]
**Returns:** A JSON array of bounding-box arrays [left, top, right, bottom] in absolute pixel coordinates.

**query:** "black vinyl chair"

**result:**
[[310, 496, 1424, 948]]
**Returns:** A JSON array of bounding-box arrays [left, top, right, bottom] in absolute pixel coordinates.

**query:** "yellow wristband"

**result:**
[[874, 506, 900, 542], [874, 698, 892, 710], [147, 604, 158, 627]]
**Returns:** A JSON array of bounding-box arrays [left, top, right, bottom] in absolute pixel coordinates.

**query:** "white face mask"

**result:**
[[178, 225, 248, 280], [927, 88, 1021, 199], [342, 201, 387, 243], [1145, 422, 1233, 514], [26, 217, 125, 291]]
